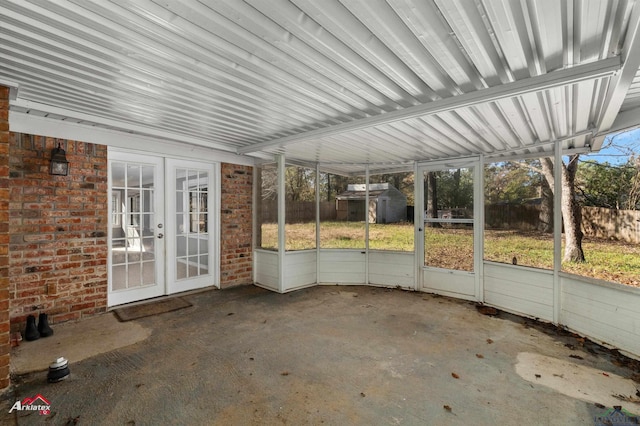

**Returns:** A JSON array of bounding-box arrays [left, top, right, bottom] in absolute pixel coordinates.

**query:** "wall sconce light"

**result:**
[[50, 143, 69, 176]]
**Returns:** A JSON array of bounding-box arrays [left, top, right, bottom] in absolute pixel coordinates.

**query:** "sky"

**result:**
[[586, 128, 640, 165]]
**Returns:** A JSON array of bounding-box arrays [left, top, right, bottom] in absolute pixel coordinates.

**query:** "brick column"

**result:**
[[220, 163, 253, 287], [0, 86, 11, 390]]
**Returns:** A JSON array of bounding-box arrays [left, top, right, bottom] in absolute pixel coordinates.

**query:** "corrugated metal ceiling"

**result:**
[[2, 0, 640, 174]]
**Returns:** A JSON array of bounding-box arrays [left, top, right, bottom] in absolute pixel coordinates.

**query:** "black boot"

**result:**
[[38, 313, 53, 337], [24, 315, 39, 341]]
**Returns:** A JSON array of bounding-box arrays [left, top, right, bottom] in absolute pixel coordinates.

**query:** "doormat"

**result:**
[[113, 297, 192, 322]]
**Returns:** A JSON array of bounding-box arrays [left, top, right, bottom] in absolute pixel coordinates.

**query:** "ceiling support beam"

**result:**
[[237, 57, 621, 155], [592, 2, 640, 150], [11, 99, 237, 154], [9, 110, 254, 166], [605, 104, 640, 135]]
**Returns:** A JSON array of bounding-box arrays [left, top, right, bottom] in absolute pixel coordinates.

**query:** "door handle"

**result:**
[[157, 233, 164, 239]]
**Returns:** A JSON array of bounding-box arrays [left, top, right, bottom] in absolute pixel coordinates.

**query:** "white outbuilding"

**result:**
[[336, 183, 407, 224]]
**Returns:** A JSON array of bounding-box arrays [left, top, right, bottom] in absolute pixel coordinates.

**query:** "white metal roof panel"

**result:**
[[1, 0, 640, 175]]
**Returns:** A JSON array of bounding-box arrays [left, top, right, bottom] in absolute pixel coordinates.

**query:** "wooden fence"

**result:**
[[486, 204, 640, 243], [485, 204, 543, 231], [260, 201, 639, 243], [582, 206, 640, 244], [260, 201, 337, 223]]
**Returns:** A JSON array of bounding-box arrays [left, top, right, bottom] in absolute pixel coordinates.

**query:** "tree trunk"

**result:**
[[561, 155, 585, 262], [538, 177, 553, 233], [540, 156, 585, 263], [426, 172, 438, 227]]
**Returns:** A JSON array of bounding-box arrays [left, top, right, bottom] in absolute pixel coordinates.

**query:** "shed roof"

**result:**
[[336, 183, 402, 200], [2, 1, 640, 175]]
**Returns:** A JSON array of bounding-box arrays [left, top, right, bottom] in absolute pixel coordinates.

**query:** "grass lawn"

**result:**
[[260, 222, 640, 287]]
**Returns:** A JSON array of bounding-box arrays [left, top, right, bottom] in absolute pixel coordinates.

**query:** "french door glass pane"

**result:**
[[111, 161, 157, 290], [175, 168, 209, 280]]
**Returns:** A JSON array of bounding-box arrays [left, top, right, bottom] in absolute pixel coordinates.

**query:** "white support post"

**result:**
[[365, 165, 370, 285], [277, 154, 286, 293], [413, 162, 421, 291], [553, 143, 563, 324], [475, 155, 484, 302], [252, 166, 258, 284], [315, 163, 320, 284]]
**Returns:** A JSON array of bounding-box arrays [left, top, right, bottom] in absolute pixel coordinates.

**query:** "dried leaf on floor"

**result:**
[[612, 394, 640, 403], [451, 372, 460, 379], [476, 305, 498, 316], [486, 338, 493, 344]]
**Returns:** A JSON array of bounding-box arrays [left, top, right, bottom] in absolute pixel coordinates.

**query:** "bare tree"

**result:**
[[626, 155, 640, 209]]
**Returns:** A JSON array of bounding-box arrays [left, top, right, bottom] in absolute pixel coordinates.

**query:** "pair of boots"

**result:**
[[25, 313, 53, 341]]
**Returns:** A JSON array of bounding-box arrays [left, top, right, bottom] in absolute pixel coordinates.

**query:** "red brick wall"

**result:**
[[6, 141, 252, 333], [9, 134, 108, 329], [0, 87, 11, 390], [220, 164, 253, 287]]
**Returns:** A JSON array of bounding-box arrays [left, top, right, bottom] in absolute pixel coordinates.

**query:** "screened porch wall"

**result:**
[[561, 275, 640, 358]]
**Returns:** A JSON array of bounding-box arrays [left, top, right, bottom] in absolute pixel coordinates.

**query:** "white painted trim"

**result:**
[[9, 110, 256, 166]]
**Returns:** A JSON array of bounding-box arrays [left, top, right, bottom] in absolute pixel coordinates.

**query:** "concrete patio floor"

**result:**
[[1, 285, 640, 425]]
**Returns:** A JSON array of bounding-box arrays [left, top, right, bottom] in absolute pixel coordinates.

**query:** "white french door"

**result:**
[[108, 152, 165, 306], [166, 159, 219, 294], [109, 153, 219, 306]]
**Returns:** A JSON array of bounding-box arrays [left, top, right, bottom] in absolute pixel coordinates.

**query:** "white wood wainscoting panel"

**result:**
[[484, 263, 554, 322], [368, 251, 415, 289], [254, 249, 279, 291], [561, 275, 640, 358], [283, 251, 318, 292], [422, 268, 475, 300], [319, 250, 366, 284]]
